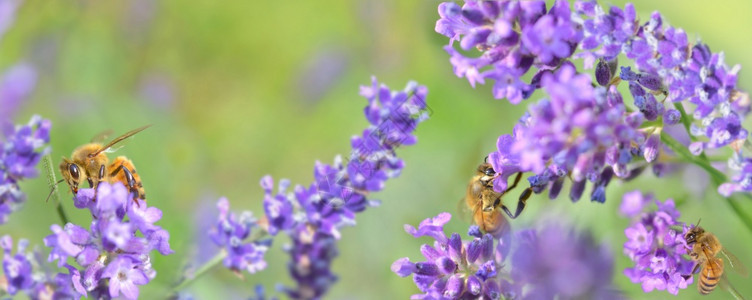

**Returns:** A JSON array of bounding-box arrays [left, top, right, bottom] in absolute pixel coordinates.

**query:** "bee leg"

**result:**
[[501, 172, 523, 195], [111, 164, 141, 205], [501, 186, 533, 219], [683, 262, 702, 280]]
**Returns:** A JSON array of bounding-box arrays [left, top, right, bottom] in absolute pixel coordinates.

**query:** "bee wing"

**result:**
[[91, 125, 151, 157], [90, 129, 113, 143], [720, 248, 749, 277], [718, 274, 744, 296], [457, 197, 474, 224]]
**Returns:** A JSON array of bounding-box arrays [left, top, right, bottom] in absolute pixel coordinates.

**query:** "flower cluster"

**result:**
[[250, 77, 429, 299], [208, 197, 269, 275], [393, 213, 620, 299], [1, 235, 83, 298], [44, 182, 173, 299], [438, 0, 752, 199], [0, 115, 50, 224], [436, 0, 582, 104], [391, 213, 505, 299], [621, 191, 694, 295], [488, 63, 647, 204]]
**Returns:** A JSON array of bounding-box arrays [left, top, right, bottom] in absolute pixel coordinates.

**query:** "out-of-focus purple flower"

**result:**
[[1, 235, 33, 295], [392, 214, 505, 300], [622, 191, 693, 295], [511, 222, 620, 299], [0, 63, 37, 121], [0, 0, 21, 41], [0, 115, 50, 224], [619, 190, 653, 217], [208, 197, 269, 274], [719, 153, 752, 196], [43, 182, 172, 299], [1, 235, 85, 298]]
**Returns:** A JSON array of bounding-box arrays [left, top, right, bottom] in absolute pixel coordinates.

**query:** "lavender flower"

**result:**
[[1, 235, 85, 298], [621, 191, 693, 295], [0, 115, 50, 224], [44, 182, 172, 299], [256, 77, 429, 299], [394, 214, 620, 299], [437, 0, 752, 197], [208, 197, 269, 275], [436, 0, 583, 103], [488, 64, 646, 203], [391, 213, 505, 299]]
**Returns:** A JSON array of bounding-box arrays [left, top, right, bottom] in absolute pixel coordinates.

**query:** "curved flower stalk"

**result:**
[[437, 0, 752, 199], [43, 182, 173, 299], [393, 213, 620, 299], [0, 115, 50, 224], [620, 191, 694, 295], [1, 235, 84, 298]]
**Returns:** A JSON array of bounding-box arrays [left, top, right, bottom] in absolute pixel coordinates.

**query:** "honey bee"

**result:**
[[462, 159, 532, 238], [58, 125, 150, 201], [684, 223, 748, 295]]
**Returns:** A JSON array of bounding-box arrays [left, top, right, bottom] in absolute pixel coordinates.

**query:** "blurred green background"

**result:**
[[3, 0, 752, 299]]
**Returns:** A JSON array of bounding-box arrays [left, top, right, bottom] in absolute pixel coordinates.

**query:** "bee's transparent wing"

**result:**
[[721, 248, 749, 277], [90, 129, 113, 143], [92, 125, 151, 156], [457, 197, 473, 224]]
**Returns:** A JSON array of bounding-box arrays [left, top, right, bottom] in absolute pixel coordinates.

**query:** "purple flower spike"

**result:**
[[622, 191, 693, 295], [0, 115, 51, 224]]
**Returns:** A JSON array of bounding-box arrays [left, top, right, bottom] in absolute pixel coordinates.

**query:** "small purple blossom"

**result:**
[[208, 197, 269, 275], [622, 191, 693, 295], [0, 115, 51, 224], [43, 182, 172, 299]]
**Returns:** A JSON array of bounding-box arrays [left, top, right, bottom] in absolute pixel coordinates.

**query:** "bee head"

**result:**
[[59, 158, 89, 194], [477, 163, 496, 186], [684, 226, 704, 244]]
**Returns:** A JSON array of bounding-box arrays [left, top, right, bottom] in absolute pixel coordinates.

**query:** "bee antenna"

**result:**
[[45, 179, 65, 202], [696, 218, 701, 227], [484, 155, 489, 163]]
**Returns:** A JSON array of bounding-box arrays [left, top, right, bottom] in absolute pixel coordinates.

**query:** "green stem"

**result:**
[[660, 132, 752, 235], [43, 155, 69, 225], [673, 102, 694, 141], [171, 250, 227, 293]]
